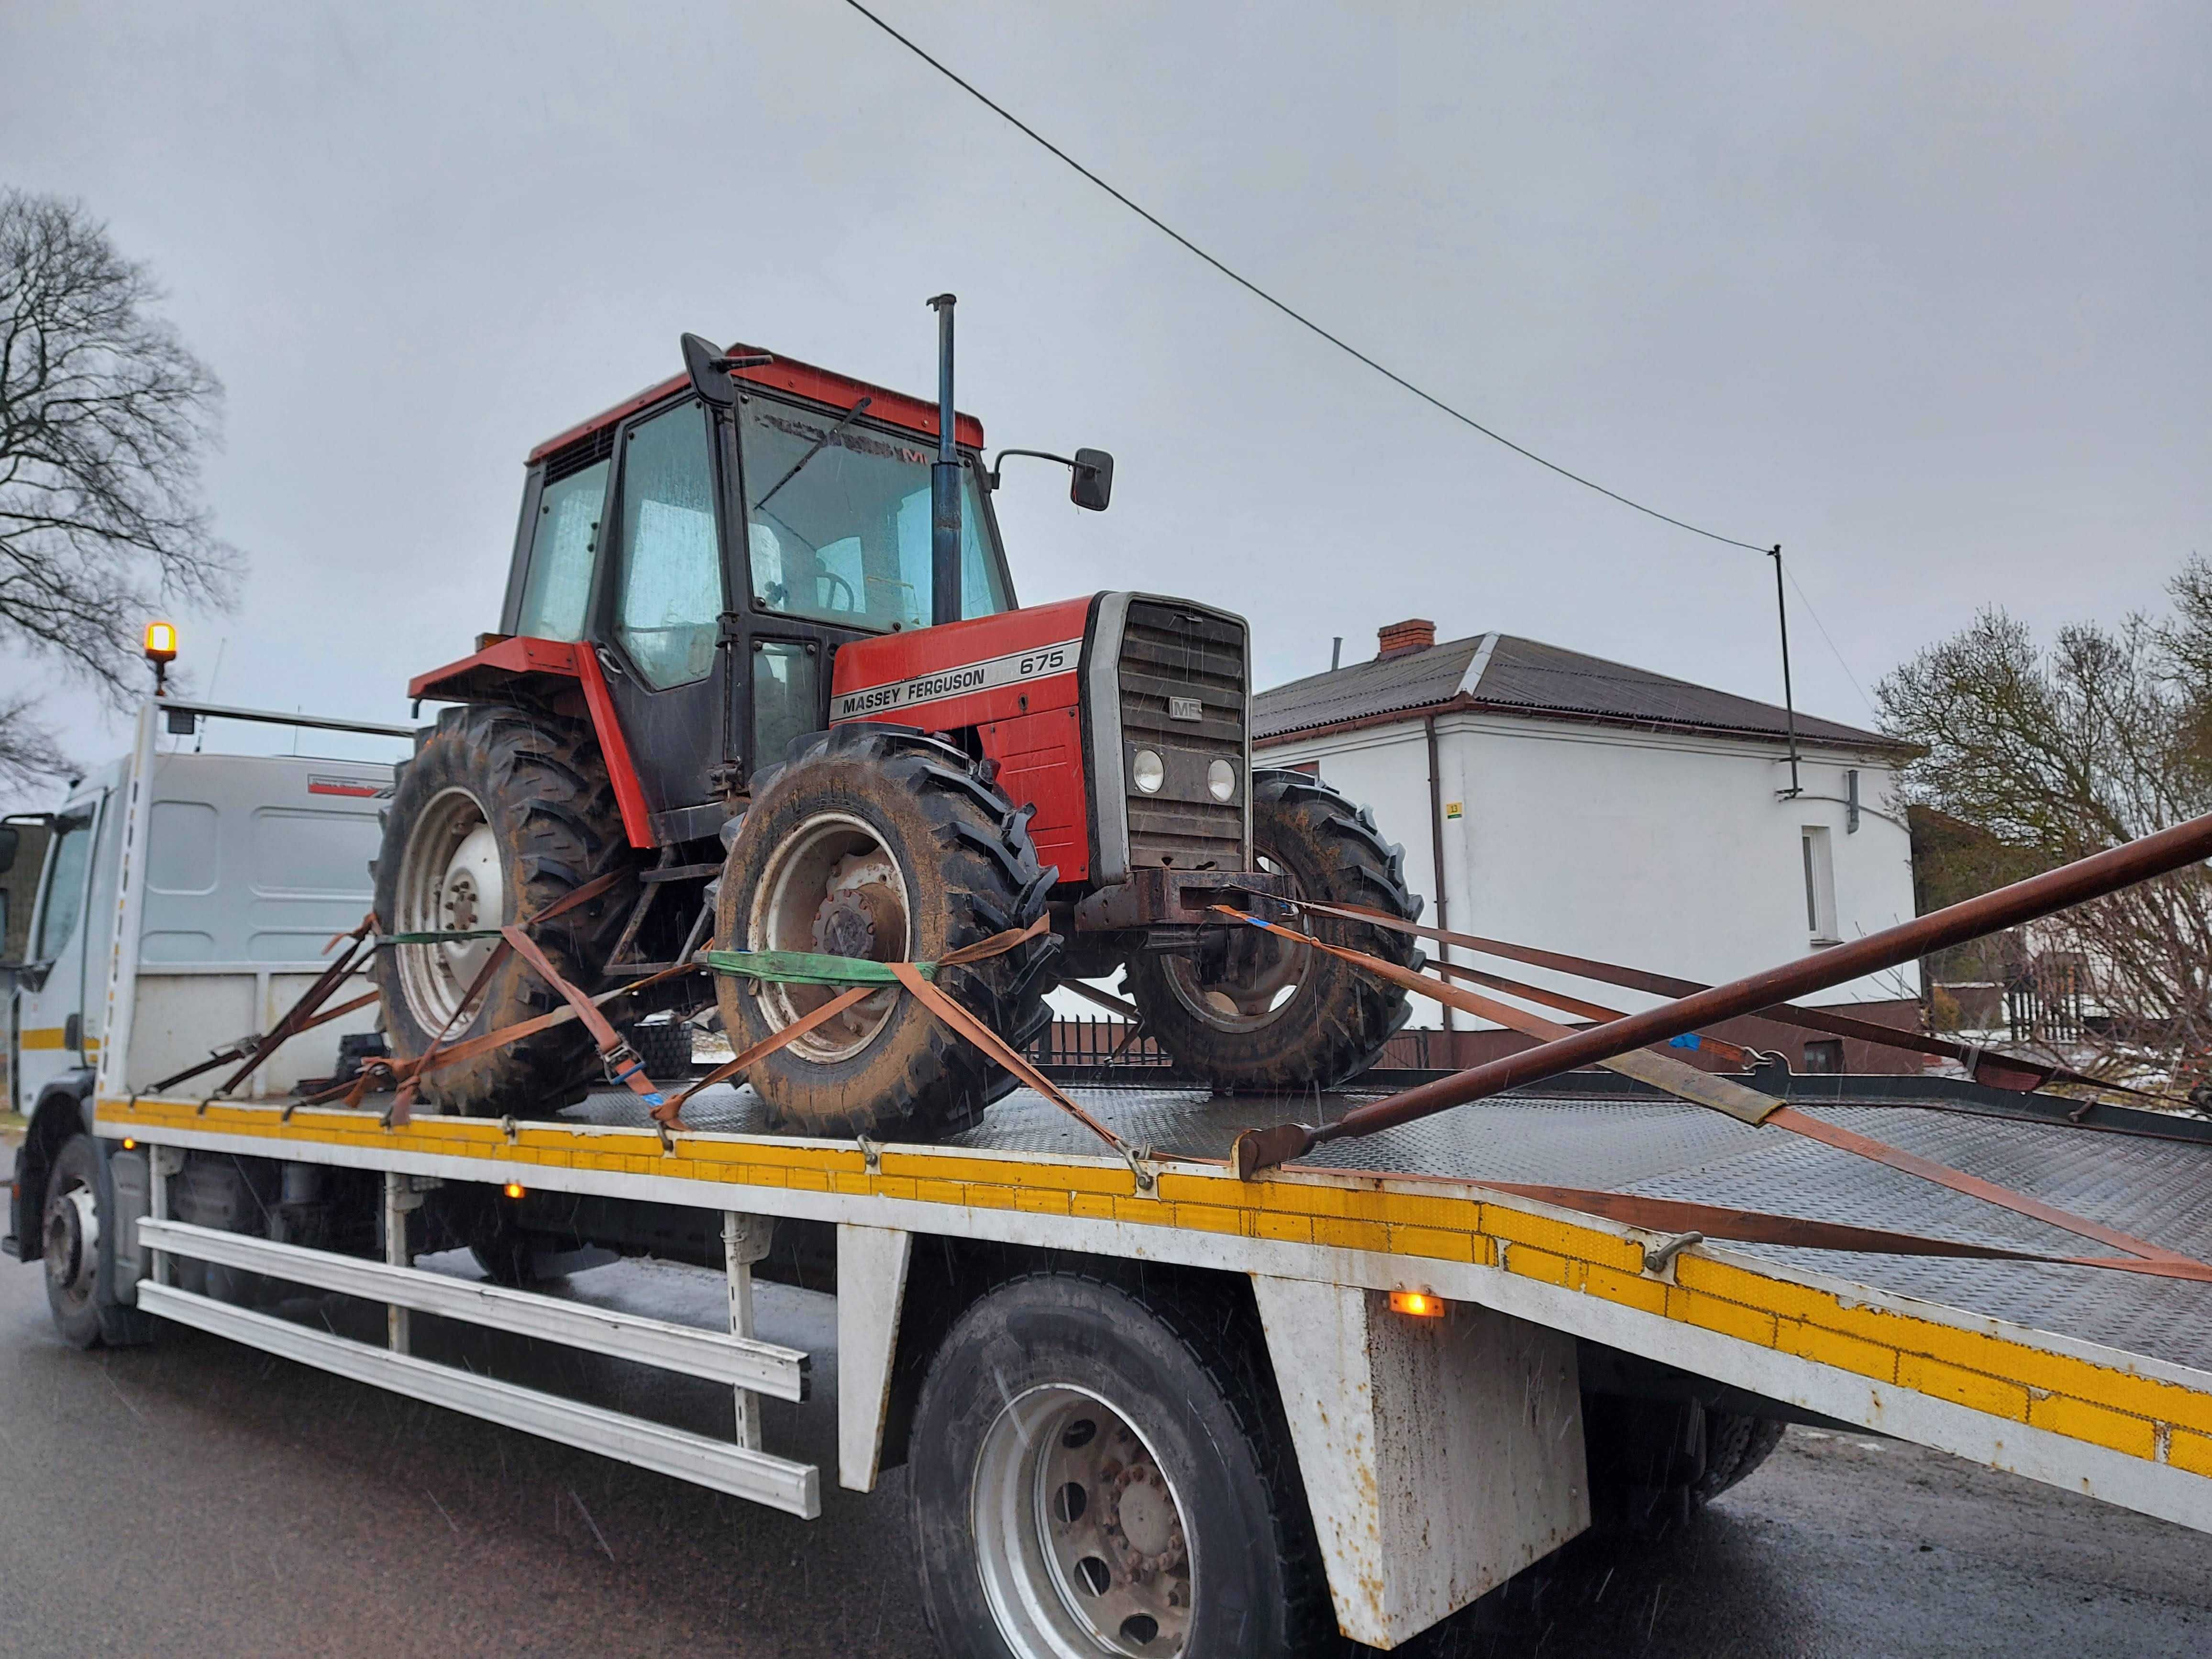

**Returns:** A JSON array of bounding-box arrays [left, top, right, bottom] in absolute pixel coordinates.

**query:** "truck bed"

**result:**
[[102, 1067, 2212, 1540]]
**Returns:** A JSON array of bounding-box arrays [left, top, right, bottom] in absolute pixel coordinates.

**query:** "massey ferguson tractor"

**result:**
[[373, 299, 1420, 1138]]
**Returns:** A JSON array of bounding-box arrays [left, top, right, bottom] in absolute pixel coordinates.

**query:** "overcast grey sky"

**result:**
[[3, 1, 2205, 796]]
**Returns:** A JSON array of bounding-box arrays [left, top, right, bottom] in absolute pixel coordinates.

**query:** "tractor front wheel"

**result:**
[[716, 724, 1060, 1140], [1125, 770, 1421, 1092]]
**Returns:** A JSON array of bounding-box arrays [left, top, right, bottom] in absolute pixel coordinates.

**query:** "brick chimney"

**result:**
[[1375, 619, 1436, 661]]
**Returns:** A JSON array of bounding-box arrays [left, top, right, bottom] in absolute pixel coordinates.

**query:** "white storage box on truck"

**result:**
[[13, 696, 2212, 1656]]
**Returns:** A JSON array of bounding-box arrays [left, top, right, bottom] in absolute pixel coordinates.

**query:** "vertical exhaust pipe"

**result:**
[[929, 293, 961, 627]]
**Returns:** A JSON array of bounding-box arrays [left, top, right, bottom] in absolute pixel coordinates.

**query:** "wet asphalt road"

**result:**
[[0, 1251, 2205, 1659]]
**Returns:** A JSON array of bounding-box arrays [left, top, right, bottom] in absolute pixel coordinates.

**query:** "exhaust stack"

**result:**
[[929, 293, 961, 627]]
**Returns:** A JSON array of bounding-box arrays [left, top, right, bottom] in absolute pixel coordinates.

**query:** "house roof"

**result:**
[[1253, 631, 1914, 755]]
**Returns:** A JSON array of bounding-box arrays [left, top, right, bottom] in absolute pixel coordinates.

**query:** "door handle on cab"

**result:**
[[594, 646, 628, 682]]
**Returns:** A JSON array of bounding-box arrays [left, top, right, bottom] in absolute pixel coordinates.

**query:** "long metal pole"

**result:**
[[1423, 714, 1455, 1045], [1283, 808, 2212, 1158], [928, 293, 962, 627], [1771, 544, 1801, 798]]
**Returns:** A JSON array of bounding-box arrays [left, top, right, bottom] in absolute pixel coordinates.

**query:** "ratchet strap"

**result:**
[[1217, 907, 2212, 1282], [1280, 895, 2158, 1103], [677, 916, 1135, 1159]]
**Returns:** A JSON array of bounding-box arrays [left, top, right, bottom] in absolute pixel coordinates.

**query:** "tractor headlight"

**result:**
[[1131, 749, 1164, 793], [1207, 759, 1237, 802]]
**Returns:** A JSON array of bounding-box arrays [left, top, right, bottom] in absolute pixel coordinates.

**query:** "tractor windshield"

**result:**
[[741, 396, 1007, 631]]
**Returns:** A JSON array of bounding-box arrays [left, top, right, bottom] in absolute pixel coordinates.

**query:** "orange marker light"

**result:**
[[143, 621, 177, 663], [122, 1138, 137, 1150], [503, 1182, 526, 1200], [1388, 1290, 1445, 1318]]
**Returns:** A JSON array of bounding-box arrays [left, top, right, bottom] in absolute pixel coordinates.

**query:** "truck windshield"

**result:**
[[33, 813, 92, 961], [742, 396, 1007, 630]]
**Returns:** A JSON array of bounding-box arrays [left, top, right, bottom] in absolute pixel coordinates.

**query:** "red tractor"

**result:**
[[374, 299, 1419, 1137]]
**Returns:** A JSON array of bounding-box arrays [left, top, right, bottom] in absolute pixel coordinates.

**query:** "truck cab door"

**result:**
[[592, 396, 733, 844], [13, 798, 100, 1109]]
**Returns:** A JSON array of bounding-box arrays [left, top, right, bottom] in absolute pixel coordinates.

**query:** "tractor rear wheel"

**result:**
[[1125, 770, 1421, 1092], [715, 724, 1060, 1140], [371, 703, 637, 1116]]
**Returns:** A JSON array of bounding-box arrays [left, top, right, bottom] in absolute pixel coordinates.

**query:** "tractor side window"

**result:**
[[614, 402, 722, 689], [33, 814, 93, 961], [516, 459, 610, 641]]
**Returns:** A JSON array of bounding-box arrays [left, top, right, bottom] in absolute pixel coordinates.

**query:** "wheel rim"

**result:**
[[43, 1178, 98, 1312], [747, 811, 913, 1063], [394, 785, 507, 1031], [1161, 851, 1312, 1033], [972, 1384, 1194, 1657]]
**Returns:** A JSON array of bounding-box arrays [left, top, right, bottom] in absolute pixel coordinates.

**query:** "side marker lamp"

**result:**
[[1388, 1290, 1445, 1318], [503, 1182, 526, 1200]]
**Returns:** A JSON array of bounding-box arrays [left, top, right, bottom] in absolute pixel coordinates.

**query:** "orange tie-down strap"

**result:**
[[1216, 907, 2212, 1285], [670, 918, 1135, 1158]]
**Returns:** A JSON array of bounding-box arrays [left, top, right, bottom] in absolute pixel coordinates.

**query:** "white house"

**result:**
[[1253, 620, 1925, 1073]]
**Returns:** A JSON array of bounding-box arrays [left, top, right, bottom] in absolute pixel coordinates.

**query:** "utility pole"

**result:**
[[1770, 544, 1802, 799]]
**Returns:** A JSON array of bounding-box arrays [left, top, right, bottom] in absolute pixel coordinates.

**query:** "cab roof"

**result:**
[[525, 343, 985, 465]]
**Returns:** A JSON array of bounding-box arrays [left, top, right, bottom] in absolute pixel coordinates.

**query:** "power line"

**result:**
[[1782, 561, 1880, 719], [836, 0, 1772, 556]]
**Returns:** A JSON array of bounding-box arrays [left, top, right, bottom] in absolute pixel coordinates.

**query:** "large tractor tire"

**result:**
[[372, 703, 637, 1116], [1126, 769, 1421, 1093], [716, 724, 1060, 1140]]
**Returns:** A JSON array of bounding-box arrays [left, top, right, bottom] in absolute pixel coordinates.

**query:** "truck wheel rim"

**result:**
[[1161, 851, 1310, 1032], [395, 786, 506, 1032], [42, 1180, 98, 1309], [748, 812, 912, 1063], [972, 1384, 1194, 1658]]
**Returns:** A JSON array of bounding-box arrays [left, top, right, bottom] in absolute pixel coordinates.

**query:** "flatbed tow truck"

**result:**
[[16, 697, 2212, 1655]]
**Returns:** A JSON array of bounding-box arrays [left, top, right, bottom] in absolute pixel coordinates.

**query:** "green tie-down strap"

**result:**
[[695, 948, 939, 986]]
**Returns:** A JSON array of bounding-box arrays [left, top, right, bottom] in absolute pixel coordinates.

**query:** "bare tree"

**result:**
[[1880, 565, 2212, 1089], [0, 188, 240, 782]]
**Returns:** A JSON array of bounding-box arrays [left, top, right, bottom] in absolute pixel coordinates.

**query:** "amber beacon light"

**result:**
[[143, 620, 178, 696]]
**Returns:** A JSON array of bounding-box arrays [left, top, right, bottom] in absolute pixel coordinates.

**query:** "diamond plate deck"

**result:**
[[570, 1080, 2212, 1375]]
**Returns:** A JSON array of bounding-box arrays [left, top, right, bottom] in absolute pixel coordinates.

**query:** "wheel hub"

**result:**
[[43, 1184, 97, 1303], [973, 1385, 1193, 1656], [1168, 852, 1310, 1030], [749, 820, 913, 1063], [394, 788, 506, 1032]]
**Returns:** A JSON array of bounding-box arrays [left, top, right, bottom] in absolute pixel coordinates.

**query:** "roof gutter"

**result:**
[[1255, 694, 1923, 761]]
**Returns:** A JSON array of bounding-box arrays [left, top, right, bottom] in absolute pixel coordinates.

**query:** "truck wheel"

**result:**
[[42, 1135, 150, 1349], [624, 1018, 694, 1081], [908, 1274, 1327, 1659], [372, 703, 636, 1116], [1694, 1413, 1785, 1503], [716, 725, 1059, 1139], [1126, 770, 1420, 1092]]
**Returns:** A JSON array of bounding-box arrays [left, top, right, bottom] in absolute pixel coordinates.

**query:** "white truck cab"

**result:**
[[3, 700, 409, 1305]]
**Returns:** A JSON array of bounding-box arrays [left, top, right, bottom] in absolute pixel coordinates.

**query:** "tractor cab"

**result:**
[[422, 347, 1019, 845]]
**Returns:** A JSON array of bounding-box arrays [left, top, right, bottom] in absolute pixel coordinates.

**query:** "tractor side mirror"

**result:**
[[682, 333, 738, 409], [0, 825, 16, 875], [1070, 448, 1114, 512]]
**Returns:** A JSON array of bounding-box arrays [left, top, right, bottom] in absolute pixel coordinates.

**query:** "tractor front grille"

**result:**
[[1116, 599, 1249, 872]]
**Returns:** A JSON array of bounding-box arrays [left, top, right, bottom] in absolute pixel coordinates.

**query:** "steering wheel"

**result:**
[[816, 573, 857, 612]]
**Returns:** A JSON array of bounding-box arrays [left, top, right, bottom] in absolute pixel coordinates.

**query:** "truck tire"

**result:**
[[908, 1273, 1328, 1659], [624, 1018, 694, 1082], [1126, 770, 1420, 1092], [715, 724, 1059, 1139], [372, 703, 636, 1117], [42, 1134, 151, 1349], [1694, 1412, 1785, 1503]]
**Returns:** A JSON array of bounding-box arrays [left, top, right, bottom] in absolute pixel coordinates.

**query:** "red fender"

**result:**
[[409, 637, 654, 849]]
